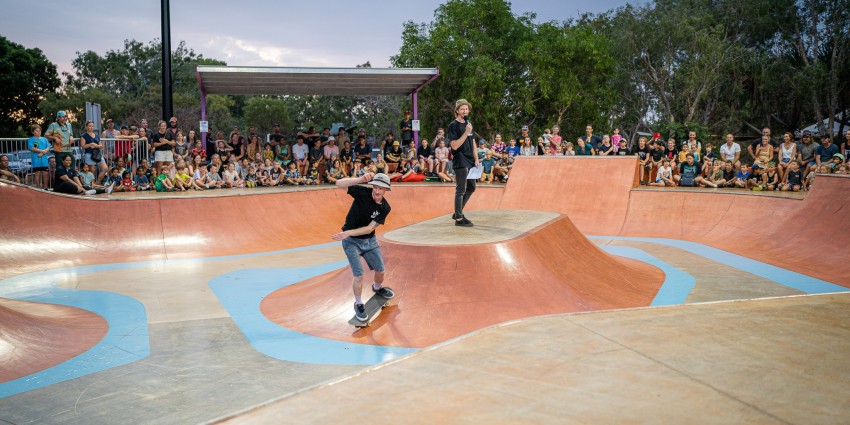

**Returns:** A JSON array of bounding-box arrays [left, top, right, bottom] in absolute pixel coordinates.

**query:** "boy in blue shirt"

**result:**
[[733, 165, 752, 188]]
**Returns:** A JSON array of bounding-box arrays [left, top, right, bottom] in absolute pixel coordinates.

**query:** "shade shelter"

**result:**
[[194, 65, 439, 143]]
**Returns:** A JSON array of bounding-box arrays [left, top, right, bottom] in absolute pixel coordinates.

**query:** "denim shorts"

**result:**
[[341, 235, 384, 277]]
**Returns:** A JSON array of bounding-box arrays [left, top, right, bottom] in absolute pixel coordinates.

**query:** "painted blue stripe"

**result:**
[[599, 246, 696, 306], [590, 236, 848, 294], [208, 263, 418, 366], [0, 289, 148, 398]]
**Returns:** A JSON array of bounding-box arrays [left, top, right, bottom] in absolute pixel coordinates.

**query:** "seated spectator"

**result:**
[[283, 161, 307, 185], [753, 135, 774, 168], [404, 140, 418, 162], [703, 160, 726, 188], [536, 136, 550, 156], [835, 164, 848, 174], [649, 139, 665, 176], [244, 166, 258, 188], [353, 136, 371, 163], [481, 152, 497, 183], [650, 159, 675, 187], [274, 137, 291, 166], [292, 135, 310, 176], [119, 170, 138, 192], [506, 138, 521, 158], [763, 162, 780, 191], [748, 164, 766, 190], [103, 167, 123, 192], [190, 139, 207, 163], [777, 132, 797, 181], [134, 167, 152, 190], [385, 141, 404, 169], [797, 131, 818, 175], [267, 160, 285, 186], [262, 143, 275, 162], [395, 158, 427, 182], [615, 139, 630, 156], [374, 153, 389, 175], [521, 138, 537, 156], [719, 134, 742, 170], [323, 137, 340, 163], [79, 163, 96, 188], [222, 163, 245, 188], [828, 153, 844, 171], [306, 162, 321, 185], [704, 143, 716, 162], [434, 140, 451, 178], [674, 153, 704, 187], [339, 140, 353, 176], [325, 159, 345, 184], [53, 155, 96, 195], [733, 165, 751, 188], [781, 161, 804, 191], [563, 141, 576, 156], [720, 160, 737, 187], [418, 138, 435, 176], [174, 165, 200, 191], [201, 165, 224, 189]]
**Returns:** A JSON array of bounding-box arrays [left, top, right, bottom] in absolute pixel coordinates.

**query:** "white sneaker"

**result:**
[[106, 182, 114, 194], [85, 189, 96, 195]]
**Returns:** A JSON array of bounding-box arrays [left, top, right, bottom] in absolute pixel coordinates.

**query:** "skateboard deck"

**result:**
[[349, 293, 391, 327]]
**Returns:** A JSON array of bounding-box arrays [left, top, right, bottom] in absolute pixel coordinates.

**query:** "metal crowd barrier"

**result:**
[[0, 137, 151, 188]]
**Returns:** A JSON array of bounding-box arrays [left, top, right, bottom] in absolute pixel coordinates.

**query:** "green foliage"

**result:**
[[0, 36, 60, 136]]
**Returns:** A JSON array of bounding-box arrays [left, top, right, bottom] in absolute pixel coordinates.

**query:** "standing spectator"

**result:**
[[0, 155, 20, 183], [521, 138, 537, 156], [685, 131, 702, 155], [400, 110, 413, 146], [45, 110, 76, 171], [168, 116, 180, 135], [80, 120, 109, 185], [298, 126, 320, 145], [580, 125, 602, 151], [434, 127, 446, 147], [611, 127, 623, 146], [336, 125, 351, 147], [151, 120, 175, 175], [174, 130, 190, 163], [550, 126, 563, 147], [719, 134, 742, 170], [380, 132, 397, 157], [101, 119, 118, 140], [28, 124, 51, 189], [797, 131, 819, 175], [245, 134, 261, 162], [634, 137, 651, 185], [515, 126, 532, 149], [228, 132, 245, 163], [385, 141, 404, 171]]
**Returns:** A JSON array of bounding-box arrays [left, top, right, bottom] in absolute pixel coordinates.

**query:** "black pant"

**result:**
[[56, 180, 80, 194], [453, 167, 476, 217]]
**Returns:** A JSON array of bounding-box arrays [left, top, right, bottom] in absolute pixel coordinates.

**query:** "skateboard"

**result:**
[[349, 293, 391, 328]]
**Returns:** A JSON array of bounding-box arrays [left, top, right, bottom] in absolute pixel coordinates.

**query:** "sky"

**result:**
[[4, 0, 631, 77]]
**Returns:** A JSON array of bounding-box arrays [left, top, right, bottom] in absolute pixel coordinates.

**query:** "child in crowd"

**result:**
[[263, 143, 275, 162], [223, 163, 245, 188], [703, 159, 726, 188], [805, 164, 832, 189], [562, 141, 575, 156], [835, 164, 848, 174], [284, 161, 306, 185], [650, 159, 675, 187], [325, 159, 345, 184], [175, 165, 201, 190], [704, 143, 716, 161], [481, 152, 496, 183], [245, 165, 258, 188], [506, 138, 521, 158], [205, 165, 224, 189], [781, 161, 803, 192], [134, 167, 151, 190], [828, 153, 845, 171], [268, 160, 284, 186], [615, 140, 630, 156], [748, 164, 764, 189], [720, 160, 737, 187], [733, 165, 751, 188], [689, 143, 701, 163], [434, 140, 450, 176], [763, 162, 780, 191], [103, 167, 123, 192], [306, 163, 320, 185], [190, 140, 206, 162], [79, 163, 96, 188], [154, 167, 175, 192], [120, 170, 137, 192]]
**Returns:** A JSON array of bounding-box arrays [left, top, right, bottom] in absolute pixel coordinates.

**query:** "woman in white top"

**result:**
[[777, 132, 798, 182]]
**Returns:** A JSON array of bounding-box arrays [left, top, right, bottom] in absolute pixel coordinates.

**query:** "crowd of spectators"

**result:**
[[3, 111, 849, 196]]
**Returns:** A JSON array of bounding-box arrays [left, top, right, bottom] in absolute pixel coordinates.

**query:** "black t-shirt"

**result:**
[[152, 131, 173, 152], [649, 147, 665, 161], [617, 147, 631, 156], [340, 147, 353, 162], [448, 119, 475, 169], [635, 146, 650, 160], [400, 120, 413, 142], [664, 147, 678, 161], [354, 143, 371, 159], [787, 169, 803, 185], [722, 168, 735, 181], [55, 165, 77, 182], [342, 185, 391, 239], [418, 145, 433, 158]]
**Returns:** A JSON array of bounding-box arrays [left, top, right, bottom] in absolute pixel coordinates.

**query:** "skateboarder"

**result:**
[[332, 172, 395, 322]]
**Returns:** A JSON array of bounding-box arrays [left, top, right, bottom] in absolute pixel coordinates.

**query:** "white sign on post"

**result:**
[[199, 121, 209, 132], [412, 120, 421, 132]]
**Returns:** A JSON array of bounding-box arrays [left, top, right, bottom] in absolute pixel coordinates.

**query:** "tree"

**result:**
[[0, 36, 60, 136]]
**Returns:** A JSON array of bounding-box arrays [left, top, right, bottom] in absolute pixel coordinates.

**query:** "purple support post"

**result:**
[[412, 91, 419, 147], [196, 70, 207, 143]]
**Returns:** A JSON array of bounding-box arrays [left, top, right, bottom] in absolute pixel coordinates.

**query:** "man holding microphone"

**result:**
[[448, 99, 478, 227]]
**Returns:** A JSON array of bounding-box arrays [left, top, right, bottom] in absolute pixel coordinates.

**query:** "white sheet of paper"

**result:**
[[467, 164, 483, 179]]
